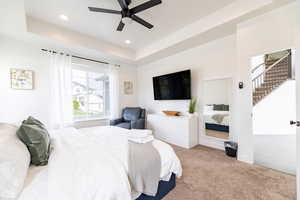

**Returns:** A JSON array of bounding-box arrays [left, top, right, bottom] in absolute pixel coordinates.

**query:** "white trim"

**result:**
[[203, 75, 233, 82], [249, 46, 296, 59], [74, 117, 110, 122], [199, 135, 225, 150], [238, 154, 254, 165]]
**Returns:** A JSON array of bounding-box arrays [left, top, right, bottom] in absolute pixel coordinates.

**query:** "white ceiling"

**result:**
[[25, 0, 235, 51]]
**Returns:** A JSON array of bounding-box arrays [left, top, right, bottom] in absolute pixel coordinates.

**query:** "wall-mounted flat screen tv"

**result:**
[[153, 70, 191, 100]]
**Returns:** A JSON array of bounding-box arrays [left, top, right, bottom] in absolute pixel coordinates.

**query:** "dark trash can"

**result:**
[[224, 141, 238, 157]]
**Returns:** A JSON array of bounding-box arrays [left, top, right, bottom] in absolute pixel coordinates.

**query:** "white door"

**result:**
[[296, 7, 300, 200], [296, 49, 300, 199]]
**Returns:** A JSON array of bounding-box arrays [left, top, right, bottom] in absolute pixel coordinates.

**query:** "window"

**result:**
[[72, 67, 110, 121]]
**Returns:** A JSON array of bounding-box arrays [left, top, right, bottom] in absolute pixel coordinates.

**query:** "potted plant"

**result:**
[[188, 98, 197, 116]]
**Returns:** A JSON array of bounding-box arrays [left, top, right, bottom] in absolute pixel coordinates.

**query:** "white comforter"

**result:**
[[203, 110, 230, 126], [19, 126, 182, 200]]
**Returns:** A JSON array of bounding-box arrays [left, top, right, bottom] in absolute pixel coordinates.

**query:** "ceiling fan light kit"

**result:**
[[88, 0, 162, 31], [122, 17, 132, 25]]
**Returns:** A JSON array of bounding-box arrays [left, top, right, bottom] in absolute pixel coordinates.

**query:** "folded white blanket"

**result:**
[[130, 129, 153, 137], [128, 135, 154, 144], [128, 129, 154, 144]]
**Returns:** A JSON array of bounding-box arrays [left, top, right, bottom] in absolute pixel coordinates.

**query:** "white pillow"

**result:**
[[0, 123, 30, 199]]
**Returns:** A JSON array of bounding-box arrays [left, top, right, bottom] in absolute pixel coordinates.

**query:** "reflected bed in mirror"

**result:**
[[203, 78, 232, 140], [204, 104, 229, 139]]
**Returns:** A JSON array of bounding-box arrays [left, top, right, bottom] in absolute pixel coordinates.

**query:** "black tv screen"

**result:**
[[153, 70, 191, 100]]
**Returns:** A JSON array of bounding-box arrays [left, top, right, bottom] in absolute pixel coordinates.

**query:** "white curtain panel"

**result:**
[[48, 52, 74, 129], [108, 65, 120, 119]]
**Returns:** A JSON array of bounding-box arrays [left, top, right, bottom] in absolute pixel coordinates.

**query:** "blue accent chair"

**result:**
[[110, 107, 146, 129]]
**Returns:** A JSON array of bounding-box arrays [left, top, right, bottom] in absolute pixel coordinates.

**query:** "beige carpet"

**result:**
[[165, 145, 296, 200]]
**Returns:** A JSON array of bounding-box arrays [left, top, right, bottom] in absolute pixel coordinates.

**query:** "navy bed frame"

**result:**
[[136, 173, 176, 200], [205, 123, 229, 132]]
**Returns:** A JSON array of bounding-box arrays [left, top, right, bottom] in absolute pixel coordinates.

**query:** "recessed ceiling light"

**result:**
[[59, 14, 69, 21], [125, 40, 131, 44]]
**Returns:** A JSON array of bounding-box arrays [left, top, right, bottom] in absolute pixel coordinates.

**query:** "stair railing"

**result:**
[[251, 62, 265, 74], [252, 52, 291, 92]]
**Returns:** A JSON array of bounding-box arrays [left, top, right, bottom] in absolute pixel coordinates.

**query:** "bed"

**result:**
[[203, 110, 230, 132], [18, 126, 182, 200]]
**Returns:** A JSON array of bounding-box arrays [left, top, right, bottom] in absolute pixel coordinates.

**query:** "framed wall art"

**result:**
[[124, 81, 133, 95], [10, 69, 34, 90]]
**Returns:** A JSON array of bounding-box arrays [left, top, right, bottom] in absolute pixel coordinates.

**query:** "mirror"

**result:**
[[203, 78, 232, 140]]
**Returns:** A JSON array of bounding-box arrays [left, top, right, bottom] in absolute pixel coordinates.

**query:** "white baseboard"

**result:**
[[199, 136, 255, 165], [237, 154, 254, 164], [199, 136, 225, 151]]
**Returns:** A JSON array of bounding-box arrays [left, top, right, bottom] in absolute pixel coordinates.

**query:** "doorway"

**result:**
[[251, 49, 296, 175]]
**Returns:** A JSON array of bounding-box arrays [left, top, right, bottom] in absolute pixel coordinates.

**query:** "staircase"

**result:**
[[252, 51, 292, 105]]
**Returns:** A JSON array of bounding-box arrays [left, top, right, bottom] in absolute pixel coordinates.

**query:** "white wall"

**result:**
[[253, 80, 296, 135], [0, 35, 52, 125], [137, 34, 236, 113], [203, 78, 231, 105], [254, 134, 296, 175], [234, 2, 298, 163], [119, 66, 138, 110], [137, 2, 300, 161], [253, 80, 296, 175], [137, 34, 236, 149], [0, 35, 138, 127]]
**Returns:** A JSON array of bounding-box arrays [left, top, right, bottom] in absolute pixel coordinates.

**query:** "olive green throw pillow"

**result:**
[[17, 117, 51, 166], [23, 116, 46, 128]]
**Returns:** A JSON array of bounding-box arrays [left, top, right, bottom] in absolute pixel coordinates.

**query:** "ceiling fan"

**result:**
[[88, 0, 162, 31]]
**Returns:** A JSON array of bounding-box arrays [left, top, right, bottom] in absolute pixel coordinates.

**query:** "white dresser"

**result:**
[[147, 114, 198, 149]]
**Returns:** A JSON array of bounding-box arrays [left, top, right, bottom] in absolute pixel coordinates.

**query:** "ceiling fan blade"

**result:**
[[130, 0, 162, 14], [117, 0, 128, 10], [117, 21, 125, 31], [131, 15, 153, 29], [88, 7, 121, 15], [125, 0, 132, 5]]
